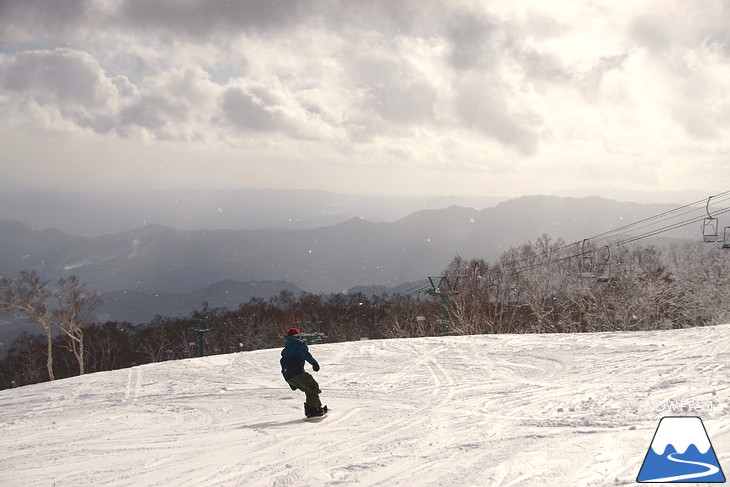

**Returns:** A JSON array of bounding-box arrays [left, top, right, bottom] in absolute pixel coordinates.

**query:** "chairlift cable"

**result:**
[[440, 191, 730, 283], [538, 193, 730, 263], [617, 206, 730, 245], [576, 192, 730, 249], [590, 202, 727, 246], [585, 198, 709, 243]]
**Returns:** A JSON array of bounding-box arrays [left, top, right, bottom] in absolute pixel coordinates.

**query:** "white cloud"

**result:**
[[0, 0, 729, 196], [0, 48, 124, 133]]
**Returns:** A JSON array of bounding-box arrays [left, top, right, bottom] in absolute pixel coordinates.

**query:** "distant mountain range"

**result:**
[[0, 188, 708, 238], [0, 194, 708, 346], [1, 195, 697, 294], [0, 188, 507, 237]]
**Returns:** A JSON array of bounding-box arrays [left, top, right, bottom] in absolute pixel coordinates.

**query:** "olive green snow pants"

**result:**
[[286, 372, 322, 408]]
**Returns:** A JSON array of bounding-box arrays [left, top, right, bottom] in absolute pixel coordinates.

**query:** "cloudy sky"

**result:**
[[1, 0, 728, 199]]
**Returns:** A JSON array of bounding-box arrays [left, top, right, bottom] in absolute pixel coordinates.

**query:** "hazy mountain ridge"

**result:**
[[0, 189, 508, 237], [0, 195, 697, 296]]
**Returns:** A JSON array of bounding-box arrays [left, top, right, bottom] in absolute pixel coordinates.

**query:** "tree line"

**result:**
[[441, 236, 729, 335], [0, 290, 440, 389], [1, 237, 728, 389]]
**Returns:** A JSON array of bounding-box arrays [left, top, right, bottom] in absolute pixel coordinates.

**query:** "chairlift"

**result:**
[[596, 246, 611, 283], [723, 227, 730, 249], [580, 240, 611, 282], [702, 196, 719, 243], [579, 239, 596, 279]]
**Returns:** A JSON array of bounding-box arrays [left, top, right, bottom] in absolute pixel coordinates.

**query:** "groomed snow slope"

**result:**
[[1, 325, 729, 487]]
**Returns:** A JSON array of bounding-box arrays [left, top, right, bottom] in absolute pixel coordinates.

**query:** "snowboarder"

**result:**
[[280, 328, 327, 418]]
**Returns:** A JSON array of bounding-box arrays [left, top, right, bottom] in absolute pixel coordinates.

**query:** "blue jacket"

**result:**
[[280, 335, 319, 380]]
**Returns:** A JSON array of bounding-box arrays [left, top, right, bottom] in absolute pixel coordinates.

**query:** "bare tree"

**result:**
[[0, 332, 48, 387], [84, 322, 134, 372], [511, 234, 568, 332], [0, 271, 102, 380], [136, 315, 188, 362], [444, 256, 503, 335], [0, 270, 56, 380], [664, 242, 730, 327], [53, 276, 103, 375]]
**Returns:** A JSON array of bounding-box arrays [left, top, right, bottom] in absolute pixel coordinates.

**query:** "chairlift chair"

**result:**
[[580, 265, 595, 279], [702, 196, 720, 243], [579, 239, 596, 278], [596, 246, 611, 283], [703, 217, 719, 242]]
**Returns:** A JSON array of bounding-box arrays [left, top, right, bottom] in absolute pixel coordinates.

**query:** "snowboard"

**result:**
[[305, 406, 329, 422]]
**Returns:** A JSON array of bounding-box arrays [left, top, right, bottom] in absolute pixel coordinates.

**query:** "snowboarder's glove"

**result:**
[[312, 362, 320, 372]]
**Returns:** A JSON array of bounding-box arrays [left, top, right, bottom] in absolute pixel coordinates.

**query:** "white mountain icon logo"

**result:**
[[637, 416, 725, 483]]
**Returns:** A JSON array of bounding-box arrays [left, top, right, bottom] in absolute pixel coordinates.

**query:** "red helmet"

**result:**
[[287, 328, 301, 337]]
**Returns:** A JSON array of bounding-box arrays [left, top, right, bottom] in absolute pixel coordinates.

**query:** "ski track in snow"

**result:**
[[1, 325, 729, 486]]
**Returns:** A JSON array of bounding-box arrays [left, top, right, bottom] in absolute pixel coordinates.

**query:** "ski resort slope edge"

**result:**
[[1, 324, 729, 486]]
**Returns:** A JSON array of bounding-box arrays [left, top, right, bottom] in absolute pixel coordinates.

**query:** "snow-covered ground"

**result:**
[[1, 325, 729, 486]]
